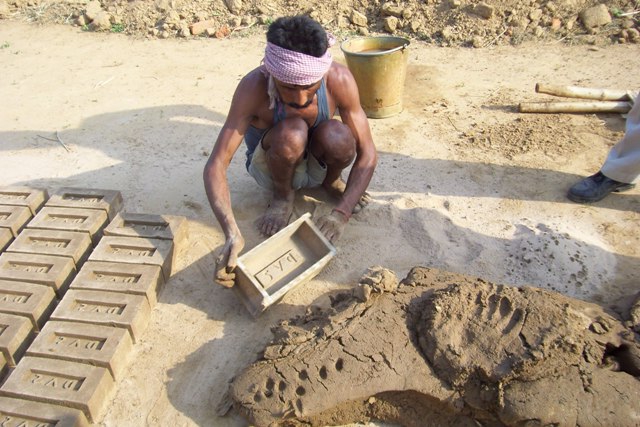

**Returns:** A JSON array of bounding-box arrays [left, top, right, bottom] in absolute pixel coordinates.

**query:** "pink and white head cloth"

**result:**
[[263, 33, 336, 86]]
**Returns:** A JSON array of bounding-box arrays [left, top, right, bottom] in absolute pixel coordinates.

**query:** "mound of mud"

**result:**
[[223, 266, 640, 426]]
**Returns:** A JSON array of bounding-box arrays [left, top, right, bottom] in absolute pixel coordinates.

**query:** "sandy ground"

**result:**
[[1, 21, 639, 426]]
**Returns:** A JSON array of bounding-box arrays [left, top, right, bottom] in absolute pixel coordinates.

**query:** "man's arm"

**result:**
[[203, 70, 263, 286], [329, 63, 378, 215]]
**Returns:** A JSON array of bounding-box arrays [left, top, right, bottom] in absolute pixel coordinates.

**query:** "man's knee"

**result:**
[[264, 117, 309, 164], [312, 120, 356, 165]]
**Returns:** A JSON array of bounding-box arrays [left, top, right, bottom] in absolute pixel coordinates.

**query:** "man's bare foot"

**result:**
[[255, 192, 294, 236], [323, 178, 371, 214]]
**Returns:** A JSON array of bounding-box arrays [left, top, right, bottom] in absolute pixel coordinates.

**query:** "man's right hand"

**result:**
[[214, 233, 245, 288]]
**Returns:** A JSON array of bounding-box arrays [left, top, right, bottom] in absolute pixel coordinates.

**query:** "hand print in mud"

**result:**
[[224, 267, 640, 427]]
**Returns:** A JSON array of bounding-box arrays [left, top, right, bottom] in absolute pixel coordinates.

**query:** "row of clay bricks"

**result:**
[[0, 186, 186, 425]]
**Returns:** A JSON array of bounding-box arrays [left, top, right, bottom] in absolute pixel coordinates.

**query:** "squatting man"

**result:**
[[203, 15, 377, 287]]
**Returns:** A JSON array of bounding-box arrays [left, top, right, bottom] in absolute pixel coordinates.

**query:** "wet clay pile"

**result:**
[[223, 266, 640, 426]]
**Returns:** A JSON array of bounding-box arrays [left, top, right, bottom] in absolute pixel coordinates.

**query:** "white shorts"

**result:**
[[247, 142, 327, 191]]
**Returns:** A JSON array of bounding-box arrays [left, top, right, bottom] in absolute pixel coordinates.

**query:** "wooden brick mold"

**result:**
[[88, 236, 174, 282], [234, 213, 336, 317], [0, 253, 76, 298], [0, 228, 11, 254], [50, 289, 150, 343], [7, 229, 92, 269], [70, 261, 164, 308], [0, 280, 57, 331], [27, 320, 133, 381], [0, 205, 32, 238], [0, 396, 89, 427], [0, 356, 114, 422], [46, 188, 123, 221], [104, 212, 187, 244], [27, 207, 108, 246], [0, 187, 48, 215], [0, 313, 33, 366]]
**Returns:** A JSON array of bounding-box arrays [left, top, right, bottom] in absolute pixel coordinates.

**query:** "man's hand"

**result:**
[[214, 233, 245, 288], [316, 209, 349, 243]]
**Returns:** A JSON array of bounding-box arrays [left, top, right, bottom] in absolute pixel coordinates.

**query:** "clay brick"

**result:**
[[0, 280, 57, 331], [27, 207, 108, 246], [0, 253, 76, 298], [0, 187, 48, 215], [0, 353, 7, 382], [0, 356, 114, 422], [7, 229, 92, 269], [70, 261, 164, 308], [104, 212, 187, 244], [0, 205, 32, 238], [0, 228, 11, 253], [46, 188, 123, 221], [27, 320, 133, 381], [0, 396, 89, 427], [88, 236, 174, 282], [0, 313, 33, 366], [50, 290, 150, 343]]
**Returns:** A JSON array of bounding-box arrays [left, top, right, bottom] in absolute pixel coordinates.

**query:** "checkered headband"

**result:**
[[263, 38, 334, 85]]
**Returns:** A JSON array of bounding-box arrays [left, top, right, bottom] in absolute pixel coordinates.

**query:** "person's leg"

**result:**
[[568, 100, 640, 203], [255, 117, 308, 236], [309, 119, 370, 213]]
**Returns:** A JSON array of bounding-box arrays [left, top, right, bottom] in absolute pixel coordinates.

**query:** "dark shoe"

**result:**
[[567, 171, 635, 203]]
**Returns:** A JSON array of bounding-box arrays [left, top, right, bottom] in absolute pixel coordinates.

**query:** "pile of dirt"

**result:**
[[1, 0, 639, 47], [224, 266, 640, 427]]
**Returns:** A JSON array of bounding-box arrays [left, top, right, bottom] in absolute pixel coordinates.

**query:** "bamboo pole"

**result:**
[[535, 83, 632, 101], [518, 101, 632, 114]]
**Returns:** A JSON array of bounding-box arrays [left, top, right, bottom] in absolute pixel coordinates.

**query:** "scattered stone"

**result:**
[[90, 11, 112, 31], [441, 25, 455, 41], [154, 0, 171, 13], [383, 16, 399, 33], [177, 22, 190, 37], [529, 8, 543, 22], [621, 19, 635, 29], [474, 2, 494, 19], [381, 3, 403, 18], [215, 25, 231, 38], [350, 9, 368, 27], [84, 0, 102, 21], [472, 35, 484, 47], [190, 19, 216, 36], [579, 4, 611, 29], [223, 0, 241, 15], [550, 17, 561, 31]]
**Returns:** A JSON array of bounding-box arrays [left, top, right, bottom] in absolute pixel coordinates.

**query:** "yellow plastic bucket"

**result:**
[[340, 36, 410, 119]]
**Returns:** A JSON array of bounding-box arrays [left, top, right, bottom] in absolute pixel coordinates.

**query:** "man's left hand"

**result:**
[[316, 210, 349, 243]]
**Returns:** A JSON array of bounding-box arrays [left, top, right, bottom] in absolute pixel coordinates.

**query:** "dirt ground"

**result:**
[[0, 11, 639, 427]]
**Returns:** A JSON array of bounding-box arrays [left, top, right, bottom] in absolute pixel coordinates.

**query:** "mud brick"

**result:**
[[104, 211, 187, 243], [0, 253, 76, 298], [50, 290, 150, 343], [8, 229, 92, 268], [88, 236, 174, 282], [70, 261, 164, 308], [27, 207, 108, 246], [0, 396, 89, 427], [0, 313, 33, 366], [27, 320, 133, 381], [0, 187, 48, 215], [0, 205, 32, 238], [0, 280, 57, 331], [0, 353, 6, 382], [0, 228, 11, 253], [0, 356, 114, 422], [46, 188, 123, 221]]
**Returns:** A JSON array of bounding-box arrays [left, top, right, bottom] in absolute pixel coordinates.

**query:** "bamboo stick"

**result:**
[[518, 101, 632, 114], [535, 83, 632, 101]]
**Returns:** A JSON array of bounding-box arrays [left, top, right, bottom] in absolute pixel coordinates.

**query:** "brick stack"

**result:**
[[0, 186, 186, 425]]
